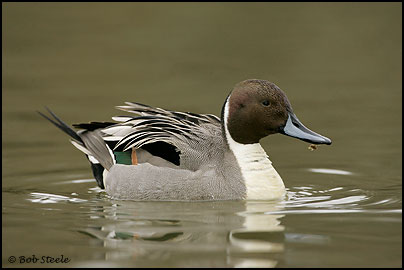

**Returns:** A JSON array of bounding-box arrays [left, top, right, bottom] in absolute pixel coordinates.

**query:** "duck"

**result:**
[[38, 79, 331, 201]]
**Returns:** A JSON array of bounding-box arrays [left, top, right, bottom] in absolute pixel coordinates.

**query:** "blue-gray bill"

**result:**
[[280, 113, 332, 145]]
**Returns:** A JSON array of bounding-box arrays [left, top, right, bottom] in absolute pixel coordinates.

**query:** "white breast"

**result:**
[[223, 99, 286, 200]]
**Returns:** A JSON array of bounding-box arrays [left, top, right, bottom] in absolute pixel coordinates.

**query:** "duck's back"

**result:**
[[100, 103, 225, 171]]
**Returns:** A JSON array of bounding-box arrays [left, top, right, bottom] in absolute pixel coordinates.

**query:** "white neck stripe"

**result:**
[[223, 97, 285, 200]]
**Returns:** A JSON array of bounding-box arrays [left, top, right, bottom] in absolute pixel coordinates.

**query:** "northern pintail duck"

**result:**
[[39, 79, 331, 201]]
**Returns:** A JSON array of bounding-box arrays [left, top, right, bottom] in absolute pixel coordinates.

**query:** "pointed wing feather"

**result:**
[[116, 102, 220, 125], [100, 102, 222, 163]]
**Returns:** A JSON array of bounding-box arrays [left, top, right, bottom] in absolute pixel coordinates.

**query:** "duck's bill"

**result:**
[[280, 113, 332, 145]]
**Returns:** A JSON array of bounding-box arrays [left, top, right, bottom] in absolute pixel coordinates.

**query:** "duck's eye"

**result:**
[[262, 100, 270, 106]]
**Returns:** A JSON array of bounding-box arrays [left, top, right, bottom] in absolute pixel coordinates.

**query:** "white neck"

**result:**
[[223, 98, 285, 200]]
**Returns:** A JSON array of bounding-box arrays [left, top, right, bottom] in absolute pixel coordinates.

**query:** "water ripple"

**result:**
[[280, 185, 401, 214], [308, 168, 354, 175], [29, 192, 87, 204]]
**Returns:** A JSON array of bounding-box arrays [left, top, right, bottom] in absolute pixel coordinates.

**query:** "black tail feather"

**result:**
[[38, 107, 109, 189], [37, 107, 83, 143]]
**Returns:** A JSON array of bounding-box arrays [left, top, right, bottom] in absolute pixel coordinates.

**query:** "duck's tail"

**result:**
[[37, 107, 115, 189]]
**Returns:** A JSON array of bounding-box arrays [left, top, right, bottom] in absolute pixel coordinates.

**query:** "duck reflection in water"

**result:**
[[77, 200, 285, 268]]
